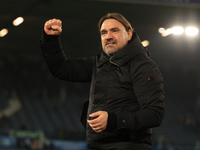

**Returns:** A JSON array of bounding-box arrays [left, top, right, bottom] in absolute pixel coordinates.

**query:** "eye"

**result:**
[[112, 28, 119, 33], [101, 31, 106, 35]]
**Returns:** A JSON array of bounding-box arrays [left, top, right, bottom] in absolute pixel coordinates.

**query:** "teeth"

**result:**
[[106, 42, 115, 45]]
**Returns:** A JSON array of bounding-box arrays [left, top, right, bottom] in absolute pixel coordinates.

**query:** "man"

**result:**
[[40, 13, 165, 150]]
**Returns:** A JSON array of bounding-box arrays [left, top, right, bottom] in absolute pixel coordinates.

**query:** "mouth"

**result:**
[[105, 41, 116, 47]]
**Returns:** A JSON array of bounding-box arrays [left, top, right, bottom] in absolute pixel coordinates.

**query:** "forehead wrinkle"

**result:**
[[100, 27, 120, 33]]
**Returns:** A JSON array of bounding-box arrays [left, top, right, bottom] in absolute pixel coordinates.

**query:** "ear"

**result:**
[[127, 29, 133, 41]]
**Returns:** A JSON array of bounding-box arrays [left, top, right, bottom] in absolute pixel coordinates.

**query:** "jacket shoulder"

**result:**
[[129, 51, 162, 79]]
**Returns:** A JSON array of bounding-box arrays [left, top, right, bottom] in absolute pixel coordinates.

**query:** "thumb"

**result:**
[[50, 26, 62, 32], [89, 111, 100, 117], [51, 25, 58, 29]]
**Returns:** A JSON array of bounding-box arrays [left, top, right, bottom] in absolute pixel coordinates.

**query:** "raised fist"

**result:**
[[44, 18, 62, 35]]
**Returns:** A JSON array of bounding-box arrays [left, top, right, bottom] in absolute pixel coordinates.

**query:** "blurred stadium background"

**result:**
[[0, 0, 200, 150]]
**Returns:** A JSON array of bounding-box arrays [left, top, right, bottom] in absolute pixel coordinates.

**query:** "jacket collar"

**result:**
[[98, 32, 145, 67]]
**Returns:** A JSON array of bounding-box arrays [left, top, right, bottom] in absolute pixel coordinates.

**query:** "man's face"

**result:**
[[100, 19, 132, 56]]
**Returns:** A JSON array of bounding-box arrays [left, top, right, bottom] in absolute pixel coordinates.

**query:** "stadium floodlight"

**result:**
[[185, 27, 199, 36], [158, 27, 165, 33], [141, 40, 149, 47], [171, 26, 184, 35], [13, 17, 24, 26], [0, 28, 8, 37], [161, 28, 172, 37]]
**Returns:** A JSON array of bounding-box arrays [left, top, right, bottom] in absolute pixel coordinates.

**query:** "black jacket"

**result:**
[[40, 32, 165, 150]]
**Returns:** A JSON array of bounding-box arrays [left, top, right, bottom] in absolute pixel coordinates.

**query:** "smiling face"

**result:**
[[100, 19, 132, 56]]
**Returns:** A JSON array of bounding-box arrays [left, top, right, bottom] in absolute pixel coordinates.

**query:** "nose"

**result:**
[[105, 31, 114, 40]]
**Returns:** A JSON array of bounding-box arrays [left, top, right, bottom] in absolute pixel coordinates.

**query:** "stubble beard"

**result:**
[[104, 46, 119, 56]]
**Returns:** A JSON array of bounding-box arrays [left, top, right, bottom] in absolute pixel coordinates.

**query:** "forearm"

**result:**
[[106, 102, 164, 131], [40, 31, 68, 79], [116, 104, 164, 131], [40, 31, 93, 82]]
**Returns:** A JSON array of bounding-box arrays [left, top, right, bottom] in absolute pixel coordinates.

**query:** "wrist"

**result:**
[[41, 30, 59, 43], [107, 112, 117, 130]]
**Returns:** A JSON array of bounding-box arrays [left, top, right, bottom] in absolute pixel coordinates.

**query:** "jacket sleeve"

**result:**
[[115, 57, 165, 131], [40, 31, 93, 82]]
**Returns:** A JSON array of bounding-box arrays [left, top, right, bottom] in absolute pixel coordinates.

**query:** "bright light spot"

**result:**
[[158, 27, 165, 33], [171, 26, 184, 35], [161, 28, 172, 37], [141, 40, 149, 47], [185, 27, 199, 36], [13, 17, 24, 26], [0, 28, 8, 37]]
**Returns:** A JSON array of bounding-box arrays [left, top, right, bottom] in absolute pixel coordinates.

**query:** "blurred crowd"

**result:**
[[0, 55, 200, 150]]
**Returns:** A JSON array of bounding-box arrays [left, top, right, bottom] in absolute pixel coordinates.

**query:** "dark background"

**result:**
[[0, 0, 200, 149]]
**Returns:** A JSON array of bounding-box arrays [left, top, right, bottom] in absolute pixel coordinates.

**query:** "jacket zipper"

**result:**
[[109, 59, 119, 66], [103, 59, 119, 99]]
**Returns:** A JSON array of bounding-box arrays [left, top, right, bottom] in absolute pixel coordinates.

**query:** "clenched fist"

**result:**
[[44, 18, 62, 35]]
